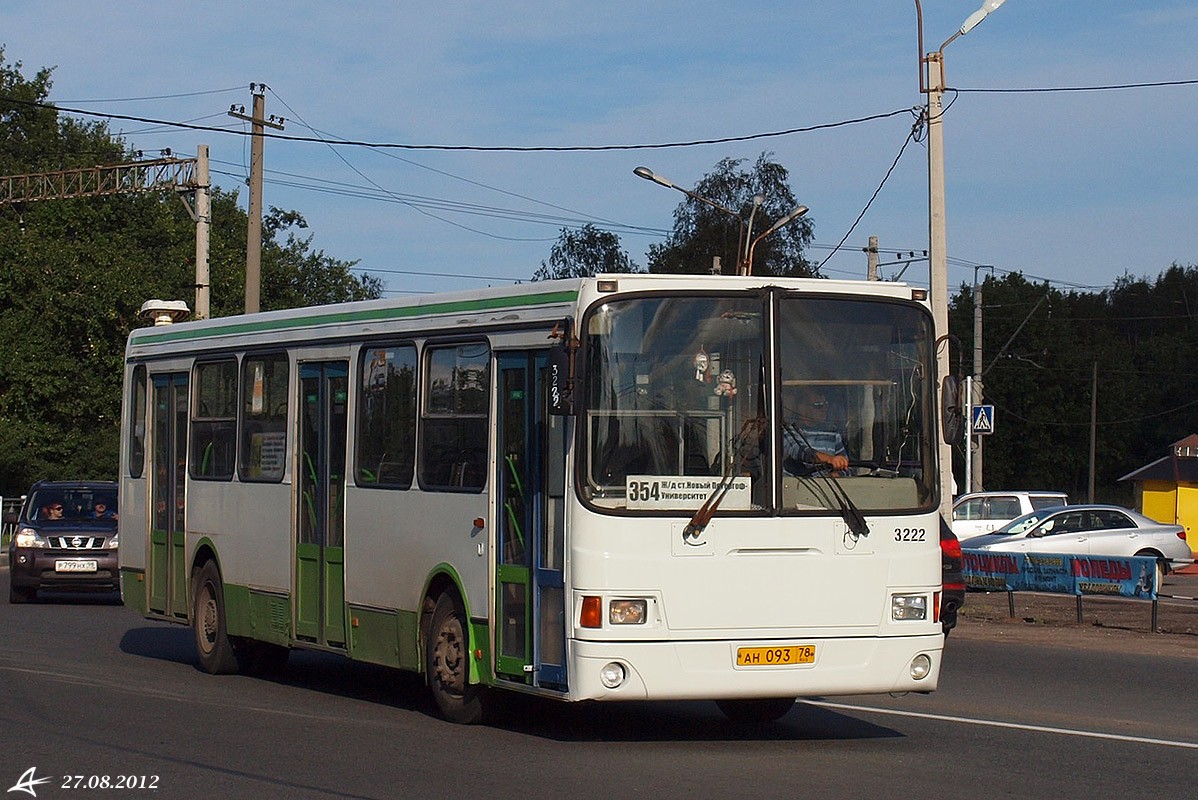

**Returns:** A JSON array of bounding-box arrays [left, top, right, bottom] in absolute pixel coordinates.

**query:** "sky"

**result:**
[[2, 1, 1196, 300]]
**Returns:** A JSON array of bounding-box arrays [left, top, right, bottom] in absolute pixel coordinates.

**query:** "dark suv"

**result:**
[[5, 480, 119, 603]]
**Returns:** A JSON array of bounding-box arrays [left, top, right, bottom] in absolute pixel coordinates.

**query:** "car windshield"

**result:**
[[996, 510, 1047, 535], [28, 486, 118, 524], [580, 292, 935, 514]]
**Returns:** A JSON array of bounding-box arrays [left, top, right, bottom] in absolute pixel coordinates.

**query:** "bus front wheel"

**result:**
[[426, 592, 485, 724], [192, 560, 240, 675]]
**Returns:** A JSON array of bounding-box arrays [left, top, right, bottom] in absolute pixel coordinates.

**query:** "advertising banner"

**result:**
[[962, 551, 1157, 599]]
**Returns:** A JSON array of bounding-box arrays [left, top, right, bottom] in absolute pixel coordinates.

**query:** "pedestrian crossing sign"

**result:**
[[971, 404, 995, 435]]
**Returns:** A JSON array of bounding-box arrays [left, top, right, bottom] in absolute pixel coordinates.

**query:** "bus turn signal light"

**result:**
[[580, 596, 603, 628]]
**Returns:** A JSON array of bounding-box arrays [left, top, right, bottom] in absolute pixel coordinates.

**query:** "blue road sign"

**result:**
[[972, 404, 995, 435]]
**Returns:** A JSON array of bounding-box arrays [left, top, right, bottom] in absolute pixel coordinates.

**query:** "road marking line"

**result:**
[[808, 700, 1198, 750]]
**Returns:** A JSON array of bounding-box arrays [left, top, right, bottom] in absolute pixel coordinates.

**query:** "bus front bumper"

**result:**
[[568, 633, 944, 702]]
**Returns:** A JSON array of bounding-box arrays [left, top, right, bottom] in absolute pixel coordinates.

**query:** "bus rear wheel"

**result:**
[[426, 592, 485, 724], [193, 560, 240, 675], [716, 697, 796, 724]]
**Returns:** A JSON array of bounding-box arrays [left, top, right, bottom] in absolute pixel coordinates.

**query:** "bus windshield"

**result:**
[[581, 292, 935, 514]]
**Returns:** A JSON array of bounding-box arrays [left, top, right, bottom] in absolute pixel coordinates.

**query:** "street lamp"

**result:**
[[634, 166, 807, 275], [916, 0, 1007, 520], [744, 203, 809, 276]]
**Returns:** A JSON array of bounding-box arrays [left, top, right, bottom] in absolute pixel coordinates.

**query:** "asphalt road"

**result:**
[[1, 575, 1195, 800]]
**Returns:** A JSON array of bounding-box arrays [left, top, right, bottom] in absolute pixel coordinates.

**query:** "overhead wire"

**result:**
[[18, 74, 1193, 291]]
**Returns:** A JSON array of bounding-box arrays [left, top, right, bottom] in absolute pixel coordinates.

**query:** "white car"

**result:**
[[960, 504, 1194, 573], [951, 490, 1068, 539]]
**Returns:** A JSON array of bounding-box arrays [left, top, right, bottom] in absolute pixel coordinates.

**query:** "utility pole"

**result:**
[[193, 146, 211, 319], [971, 272, 984, 491], [866, 236, 879, 281], [1089, 361, 1098, 502], [228, 84, 284, 314], [175, 145, 212, 319]]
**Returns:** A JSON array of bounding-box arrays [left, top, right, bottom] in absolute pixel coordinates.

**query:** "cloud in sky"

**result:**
[[2, 0, 1195, 296]]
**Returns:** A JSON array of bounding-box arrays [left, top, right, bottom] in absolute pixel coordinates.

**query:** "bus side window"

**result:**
[[240, 353, 289, 482], [191, 359, 238, 480], [356, 344, 417, 488], [419, 342, 490, 491], [129, 365, 147, 478]]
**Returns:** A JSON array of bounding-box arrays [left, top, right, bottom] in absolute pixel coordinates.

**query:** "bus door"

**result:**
[[295, 361, 349, 649], [495, 351, 568, 689], [149, 372, 188, 618]]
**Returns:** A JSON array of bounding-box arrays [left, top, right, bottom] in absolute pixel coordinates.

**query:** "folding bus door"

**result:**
[[295, 361, 349, 649], [148, 372, 188, 618], [495, 351, 567, 689]]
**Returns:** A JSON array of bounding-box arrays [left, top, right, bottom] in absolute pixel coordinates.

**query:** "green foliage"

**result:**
[[646, 153, 815, 277], [531, 223, 640, 281], [950, 265, 1198, 503], [0, 52, 380, 496]]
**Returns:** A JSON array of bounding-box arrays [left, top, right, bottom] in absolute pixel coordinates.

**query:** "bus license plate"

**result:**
[[736, 645, 816, 667], [55, 559, 98, 573]]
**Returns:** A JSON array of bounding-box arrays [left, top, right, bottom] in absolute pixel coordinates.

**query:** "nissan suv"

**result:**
[[5, 480, 119, 603]]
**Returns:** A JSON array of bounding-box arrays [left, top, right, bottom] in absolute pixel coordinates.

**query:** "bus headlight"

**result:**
[[609, 599, 647, 625], [891, 593, 928, 621]]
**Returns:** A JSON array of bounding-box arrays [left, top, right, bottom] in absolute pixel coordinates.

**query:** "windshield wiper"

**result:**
[[682, 415, 765, 544], [784, 425, 870, 538]]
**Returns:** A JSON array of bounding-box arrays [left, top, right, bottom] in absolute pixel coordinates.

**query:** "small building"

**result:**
[[1119, 434, 1198, 556]]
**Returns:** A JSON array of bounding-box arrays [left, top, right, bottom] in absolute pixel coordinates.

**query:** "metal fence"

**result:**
[[1, 496, 24, 547]]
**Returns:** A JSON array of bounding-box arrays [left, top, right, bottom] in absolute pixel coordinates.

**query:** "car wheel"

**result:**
[[8, 582, 36, 604], [1133, 550, 1169, 576], [716, 697, 796, 724], [192, 560, 241, 674], [426, 591, 485, 724]]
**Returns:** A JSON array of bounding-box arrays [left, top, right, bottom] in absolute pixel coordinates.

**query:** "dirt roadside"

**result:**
[[951, 567, 1198, 657]]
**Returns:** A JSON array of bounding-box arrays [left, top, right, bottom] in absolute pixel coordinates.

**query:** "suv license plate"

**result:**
[[736, 645, 816, 667], [55, 559, 98, 573]]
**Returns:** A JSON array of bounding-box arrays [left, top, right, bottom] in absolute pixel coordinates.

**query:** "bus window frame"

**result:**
[[128, 364, 147, 479], [190, 356, 239, 482], [418, 338, 491, 494], [237, 351, 290, 484], [355, 340, 418, 490]]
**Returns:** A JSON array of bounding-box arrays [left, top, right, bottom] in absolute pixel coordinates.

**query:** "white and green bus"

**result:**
[[119, 273, 946, 723]]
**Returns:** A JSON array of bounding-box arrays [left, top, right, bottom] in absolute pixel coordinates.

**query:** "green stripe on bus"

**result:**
[[134, 289, 580, 344]]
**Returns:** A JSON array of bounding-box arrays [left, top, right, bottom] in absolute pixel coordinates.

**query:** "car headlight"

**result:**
[[891, 593, 928, 621], [14, 527, 47, 548], [109, 535, 119, 548]]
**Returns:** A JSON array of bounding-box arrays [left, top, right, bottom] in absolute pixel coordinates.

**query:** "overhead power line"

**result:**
[[956, 78, 1198, 94], [51, 86, 246, 103], [7, 95, 913, 152]]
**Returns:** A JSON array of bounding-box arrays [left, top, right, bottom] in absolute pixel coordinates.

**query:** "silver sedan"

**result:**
[[959, 504, 1194, 573]]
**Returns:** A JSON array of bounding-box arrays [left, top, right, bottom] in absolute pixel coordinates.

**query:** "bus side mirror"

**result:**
[[941, 375, 963, 445], [548, 343, 575, 416]]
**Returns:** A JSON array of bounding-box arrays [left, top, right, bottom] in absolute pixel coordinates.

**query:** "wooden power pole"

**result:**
[[228, 84, 284, 314]]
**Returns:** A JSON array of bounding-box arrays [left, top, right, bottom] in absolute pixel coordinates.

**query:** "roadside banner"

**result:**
[[962, 550, 1157, 599]]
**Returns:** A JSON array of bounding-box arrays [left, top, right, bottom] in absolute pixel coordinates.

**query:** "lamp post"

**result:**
[[634, 166, 807, 275], [916, 0, 1007, 519]]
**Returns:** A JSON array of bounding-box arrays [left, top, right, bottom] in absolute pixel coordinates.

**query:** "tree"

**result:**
[[646, 153, 815, 277], [0, 52, 381, 496], [531, 224, 639, 281], [949, 266, 1198, 504], [260, 207, 383, 309]]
